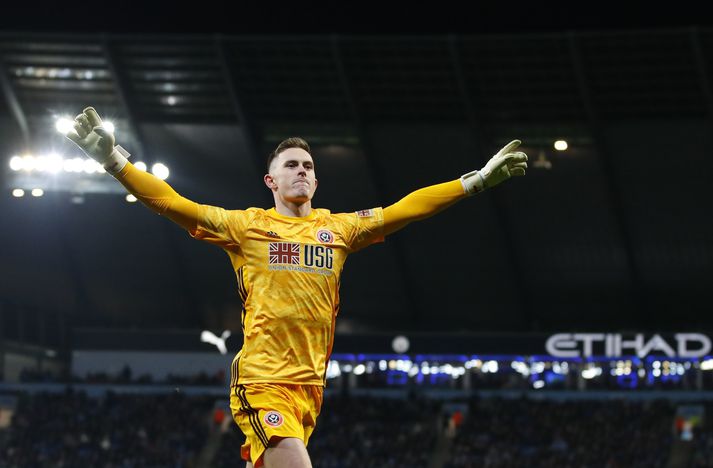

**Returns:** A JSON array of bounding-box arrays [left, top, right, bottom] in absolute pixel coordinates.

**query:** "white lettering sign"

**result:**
[[546, 333, 711, 358]]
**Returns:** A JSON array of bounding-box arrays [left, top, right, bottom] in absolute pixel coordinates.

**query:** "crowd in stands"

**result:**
[[0, 389, 213, 468], [2, 387, 709, 467], [691, 403, 713, 467], [18, 366, 225, 386], [445, 397, 674, 468]]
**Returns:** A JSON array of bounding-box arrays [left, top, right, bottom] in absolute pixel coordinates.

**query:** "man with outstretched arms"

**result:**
[[67, 107, 527, 468]]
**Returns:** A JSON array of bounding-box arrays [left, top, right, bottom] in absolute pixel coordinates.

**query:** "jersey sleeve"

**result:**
[[191, 205, 253, 253], [335, 207, 385, 252], [381, 179, 465, 236]]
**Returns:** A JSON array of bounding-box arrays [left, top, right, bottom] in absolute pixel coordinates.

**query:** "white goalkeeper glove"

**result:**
[[460, 140, 528, 195], [65, 106, 130, 174]]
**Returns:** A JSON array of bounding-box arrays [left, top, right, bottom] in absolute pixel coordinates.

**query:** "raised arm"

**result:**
[[382, 140, 527, 236], [66, 107, 199, 232]]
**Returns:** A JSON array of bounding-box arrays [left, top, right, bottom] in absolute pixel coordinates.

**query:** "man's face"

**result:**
[[265, 147, 318, 203]]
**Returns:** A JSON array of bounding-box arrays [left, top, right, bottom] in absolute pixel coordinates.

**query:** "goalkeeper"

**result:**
[[67, 107, 527, 468]]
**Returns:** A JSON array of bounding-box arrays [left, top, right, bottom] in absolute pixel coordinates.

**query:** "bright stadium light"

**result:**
[[134, 161, 147, 172], [55, 117, 74, 135], [12, 189, 24, 197], [31, 188, 44, 197], [554, 140, 568, 151], [511, 361, 530, 376], [353, 364, 366, 375], [151, 163, 169, 180], [21, 155, 36, 172], [102, 121, 115, 133], [82, 159, 99, 174], [392, 335, 410, 353], [396, 360, 413, 372], [581, 366, 602, 380], [63, 157, 84, 173], [533, 380, 545, 389], [34, 156, 49, 172], [46, 154, 63, 173], [126, 194, 137, 203], [9, 156, 23, 171], [326, 360, 341, 379]]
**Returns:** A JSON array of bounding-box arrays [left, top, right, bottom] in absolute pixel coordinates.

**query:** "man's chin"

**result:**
[[286, 192, 312, 203]]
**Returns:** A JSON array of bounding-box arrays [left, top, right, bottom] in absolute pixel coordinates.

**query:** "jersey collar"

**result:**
[[268, 207, 318, 221]]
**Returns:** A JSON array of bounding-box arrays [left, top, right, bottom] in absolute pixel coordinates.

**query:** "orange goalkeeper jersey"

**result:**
[[114, 162, 465, 387], [193, 205, 384, 386]]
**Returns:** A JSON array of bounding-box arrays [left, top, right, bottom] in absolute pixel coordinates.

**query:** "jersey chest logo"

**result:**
[[269, 242, 300, 264], [268, 242, 334, 270], [316, 229, 334, 244]]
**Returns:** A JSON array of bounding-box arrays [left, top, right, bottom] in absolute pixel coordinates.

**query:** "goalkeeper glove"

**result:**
[[65, 106, 130, 174], [460, 140, 528, 195]]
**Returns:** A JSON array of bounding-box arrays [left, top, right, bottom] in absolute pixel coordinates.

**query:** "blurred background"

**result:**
[[1, 3, 713, 467]]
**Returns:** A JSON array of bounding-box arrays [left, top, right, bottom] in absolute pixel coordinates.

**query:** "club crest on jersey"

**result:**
[[316, 229, 334, 244], [263, 411, 284, 427], [266, 231, 280, 238], [356, 209, 374, 218]]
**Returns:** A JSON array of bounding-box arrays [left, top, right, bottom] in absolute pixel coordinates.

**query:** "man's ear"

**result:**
[[264, 174, 276, 190]]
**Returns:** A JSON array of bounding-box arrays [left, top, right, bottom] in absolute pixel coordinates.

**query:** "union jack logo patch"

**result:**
[[269, 242, 300, 264], [356, 209, 374, 218]]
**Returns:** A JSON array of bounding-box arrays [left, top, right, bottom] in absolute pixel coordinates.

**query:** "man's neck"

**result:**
[[274, 198, 312, 218]]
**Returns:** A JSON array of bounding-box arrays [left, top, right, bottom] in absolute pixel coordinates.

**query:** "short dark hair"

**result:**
[[267, 137, 311, 172]]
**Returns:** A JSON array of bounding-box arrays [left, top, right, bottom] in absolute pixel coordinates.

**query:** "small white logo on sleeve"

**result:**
[[264, 411, 284, 427], [356, 209, 374, 218]]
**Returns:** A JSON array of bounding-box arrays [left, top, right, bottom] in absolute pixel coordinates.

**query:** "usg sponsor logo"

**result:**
[[546, 333, 711, 358], [268, 242, 334, 270], [304, 245, 333, 269]]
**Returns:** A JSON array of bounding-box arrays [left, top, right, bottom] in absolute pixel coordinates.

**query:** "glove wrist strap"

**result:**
[[460, 170, 486, 195], [104, 145, 130, 175]]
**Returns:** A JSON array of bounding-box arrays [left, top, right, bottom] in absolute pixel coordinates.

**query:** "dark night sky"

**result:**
[[1, 2, 711, 36]]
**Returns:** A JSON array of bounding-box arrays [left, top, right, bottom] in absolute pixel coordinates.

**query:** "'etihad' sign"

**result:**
[[546, 333, 711, 358]]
